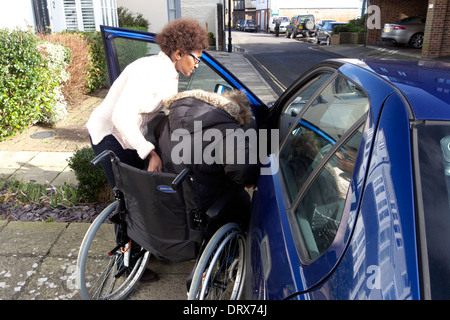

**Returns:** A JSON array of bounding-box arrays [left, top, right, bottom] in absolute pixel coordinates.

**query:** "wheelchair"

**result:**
[[76, 150, 247, 300]]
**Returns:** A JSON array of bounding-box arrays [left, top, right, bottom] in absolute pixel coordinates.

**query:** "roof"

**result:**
[[361, 59, 450, 121]]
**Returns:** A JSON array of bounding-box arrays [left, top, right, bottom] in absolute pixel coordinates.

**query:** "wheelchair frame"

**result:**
[[76, 150, 246, 300]]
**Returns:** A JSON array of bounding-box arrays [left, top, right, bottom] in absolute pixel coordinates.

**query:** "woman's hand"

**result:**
[[147, 150, 162, 172]]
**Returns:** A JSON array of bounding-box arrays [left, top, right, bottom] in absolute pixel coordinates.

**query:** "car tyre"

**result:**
[[409, 33, 424, 49]]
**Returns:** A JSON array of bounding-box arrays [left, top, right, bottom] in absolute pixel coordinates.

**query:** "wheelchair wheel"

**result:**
[[188, 223, 246, 300], [76, 201, 150, 300]]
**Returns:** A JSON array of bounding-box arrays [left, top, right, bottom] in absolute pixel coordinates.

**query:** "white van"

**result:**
[[269, 16, 290, 33]]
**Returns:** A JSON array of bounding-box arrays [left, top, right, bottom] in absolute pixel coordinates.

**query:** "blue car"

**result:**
[[101, 26, 450, 300]]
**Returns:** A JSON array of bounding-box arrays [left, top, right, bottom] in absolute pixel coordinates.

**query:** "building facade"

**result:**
[[0, 0, 118, 33]]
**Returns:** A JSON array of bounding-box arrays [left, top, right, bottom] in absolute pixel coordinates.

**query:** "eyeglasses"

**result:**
[[189, 53, 201, 67]]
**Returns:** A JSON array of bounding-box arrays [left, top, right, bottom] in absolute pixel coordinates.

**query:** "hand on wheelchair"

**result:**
[[147, 150, 162, 172]]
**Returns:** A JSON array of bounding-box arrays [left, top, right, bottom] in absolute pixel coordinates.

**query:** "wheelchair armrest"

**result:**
[[91, 150, 117, 167], [205, 191, 235, 219], [171, 168, 192, 191]]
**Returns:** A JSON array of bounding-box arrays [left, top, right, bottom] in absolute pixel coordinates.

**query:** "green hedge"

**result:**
[[0, 28, 108, 141], [82, 31, 108, 91], [0, 28, 59, 139]]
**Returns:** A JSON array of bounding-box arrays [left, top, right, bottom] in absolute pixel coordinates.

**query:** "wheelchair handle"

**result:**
[[91, 150, 116, 167], [171, 168, 192, 191]]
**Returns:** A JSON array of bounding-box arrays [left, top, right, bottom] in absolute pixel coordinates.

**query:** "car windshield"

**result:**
[[246, 20, 255, 24], [324, 23, 345, 31], [415, 122, 450, 299]]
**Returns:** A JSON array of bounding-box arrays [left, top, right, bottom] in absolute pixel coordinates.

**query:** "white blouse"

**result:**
[[87, 51, 178, 159]]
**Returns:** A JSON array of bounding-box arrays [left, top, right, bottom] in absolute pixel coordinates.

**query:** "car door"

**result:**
[[100, 25, 268, 129], [246, 60, 397, 300]]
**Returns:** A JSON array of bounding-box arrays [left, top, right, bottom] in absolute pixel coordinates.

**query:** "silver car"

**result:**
[[381, 15, 426, 49]]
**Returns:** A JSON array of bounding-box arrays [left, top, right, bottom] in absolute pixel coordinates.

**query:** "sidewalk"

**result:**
[[0, 50, 276, 301]]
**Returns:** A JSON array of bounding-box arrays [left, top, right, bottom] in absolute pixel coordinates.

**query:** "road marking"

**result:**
[[244, 52, 287, 92]]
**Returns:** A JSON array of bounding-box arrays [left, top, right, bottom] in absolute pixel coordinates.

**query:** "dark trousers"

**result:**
[[90, 134, 145, 189]]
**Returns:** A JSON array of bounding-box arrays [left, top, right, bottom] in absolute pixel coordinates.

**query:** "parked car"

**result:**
[[235, 20, 245, 31], [315, 22, 348, 45], [315, 19, 336, 34], [102, 26, 450, 300], [269, 16, 290, 33], [381, 15, 426, 49], [286, 14, 315, 38], [243, 19, 257, 32]]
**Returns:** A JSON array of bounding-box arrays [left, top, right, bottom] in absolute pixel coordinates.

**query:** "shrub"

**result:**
[[82, 31, 108, 91], [0, 28, 57, 140], [37, 41, 71, 125], [38, 32, 91, 103], [333, 17, 366, 34], [68, 146, 111, 202], [118, 6, 150, 29]]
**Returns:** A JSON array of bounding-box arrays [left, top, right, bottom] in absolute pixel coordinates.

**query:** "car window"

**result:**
[[279, 73, 333, 140], [108, 35, 230, 94], [111, 37, 160, 75], [414, 122, 450, 299], [178, 63, 232, 93], [293, 127, 364, 261], [278, 75, 369, 261]]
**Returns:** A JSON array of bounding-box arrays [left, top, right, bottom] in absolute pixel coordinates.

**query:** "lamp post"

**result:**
[[228, 0, 232, 52]]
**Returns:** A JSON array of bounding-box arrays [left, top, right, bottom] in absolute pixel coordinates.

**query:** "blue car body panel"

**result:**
[[100, 25, 450, 299]]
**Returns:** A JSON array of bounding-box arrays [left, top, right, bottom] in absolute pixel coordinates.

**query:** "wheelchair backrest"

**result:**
[[111, 159, 203, 262]]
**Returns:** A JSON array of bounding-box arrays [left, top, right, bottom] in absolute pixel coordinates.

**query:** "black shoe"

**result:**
[[140, 268, 160, 282]]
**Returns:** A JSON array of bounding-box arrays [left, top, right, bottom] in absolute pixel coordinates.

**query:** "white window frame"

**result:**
[[167, 0, 181, 21], [63, 0, 118, 32]]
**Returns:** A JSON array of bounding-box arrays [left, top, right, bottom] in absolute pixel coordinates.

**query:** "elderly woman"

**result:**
[[156, 89, 260, 238], [87, 18, 209, 188]]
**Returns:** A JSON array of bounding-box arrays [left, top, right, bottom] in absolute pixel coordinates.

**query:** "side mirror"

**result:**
[[215, 83, 233, 94]]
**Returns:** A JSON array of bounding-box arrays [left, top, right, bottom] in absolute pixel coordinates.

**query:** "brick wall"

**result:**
[[422, 0, 450, 58], [367, 0, 428, 45]]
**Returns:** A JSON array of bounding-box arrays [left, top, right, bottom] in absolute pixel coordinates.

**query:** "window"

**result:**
[[99, 0, 118, 27], [415, 122, 450, 299], [279, 75, 369, 262], [168, 0, 181, 21], [63, 0, 117, 32], [234, 0, 245, 10]]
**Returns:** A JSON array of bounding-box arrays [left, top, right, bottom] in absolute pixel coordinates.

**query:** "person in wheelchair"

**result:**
[[156, 89, 260, 238], [87, 18, 209, 189]]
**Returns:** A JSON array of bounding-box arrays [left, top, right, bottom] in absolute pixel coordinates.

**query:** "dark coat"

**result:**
[[156, 90, 259, 211]]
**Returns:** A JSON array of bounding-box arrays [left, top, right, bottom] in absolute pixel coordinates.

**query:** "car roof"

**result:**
[[350, 58, 450, 120]]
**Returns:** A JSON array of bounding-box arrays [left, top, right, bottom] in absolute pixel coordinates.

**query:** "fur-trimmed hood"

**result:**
[[163, 89, 252, 126]]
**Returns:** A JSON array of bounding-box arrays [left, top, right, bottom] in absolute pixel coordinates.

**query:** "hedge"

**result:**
[[0, 28, 60, 139], [0, 28, 107, 141]]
